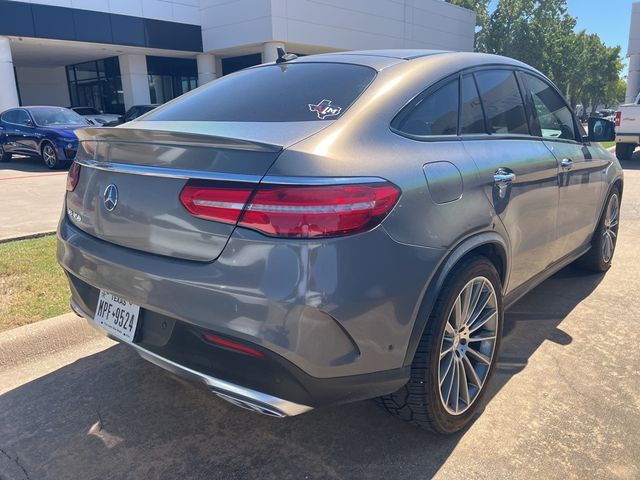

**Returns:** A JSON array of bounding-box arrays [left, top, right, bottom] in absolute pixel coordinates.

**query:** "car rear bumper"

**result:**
[[57, 213, 443, 409], [70, 297, 313, 417]]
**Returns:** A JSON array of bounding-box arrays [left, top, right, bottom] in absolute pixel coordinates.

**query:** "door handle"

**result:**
[[494, 168, 515, 199], [494, 168, 516, 184], [560, 158, 573, 170]]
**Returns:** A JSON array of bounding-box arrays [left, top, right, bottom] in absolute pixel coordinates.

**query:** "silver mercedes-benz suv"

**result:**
[[57, 50, 622, 433]]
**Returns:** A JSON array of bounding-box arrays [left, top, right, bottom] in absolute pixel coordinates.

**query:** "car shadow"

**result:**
[[0, 265, 603, 480], [0, 155, 69, 173]]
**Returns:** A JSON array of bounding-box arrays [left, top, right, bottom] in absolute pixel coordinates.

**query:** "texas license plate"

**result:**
[[94, 290, 140, 343]]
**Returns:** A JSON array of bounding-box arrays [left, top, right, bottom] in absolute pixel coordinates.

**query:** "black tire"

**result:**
[[376, 255, 503, 434], [0, 143, 11, 163], [615, 143, 635, 161], [576, 186, 620, 272], [41, 142, 62, 169]]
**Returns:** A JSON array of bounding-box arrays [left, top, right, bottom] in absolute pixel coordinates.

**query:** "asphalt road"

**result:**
[[0, 156, 67, 241], [1, 160, 639, 480]]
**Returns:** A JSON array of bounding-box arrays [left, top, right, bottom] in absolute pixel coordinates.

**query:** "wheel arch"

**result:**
[[402, 231, 509, 367]]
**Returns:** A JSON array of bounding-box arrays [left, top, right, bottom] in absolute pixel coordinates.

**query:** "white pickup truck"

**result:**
[[615, 92, 640, 159]]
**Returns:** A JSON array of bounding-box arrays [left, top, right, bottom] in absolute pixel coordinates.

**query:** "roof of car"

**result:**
[[287, 49, 532, 73], [317, 49, 450, 60]]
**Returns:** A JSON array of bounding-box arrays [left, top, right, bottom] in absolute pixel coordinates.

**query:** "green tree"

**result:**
[[454, 0, 625, 109]]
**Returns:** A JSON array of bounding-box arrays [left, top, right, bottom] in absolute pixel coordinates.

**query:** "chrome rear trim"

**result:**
[[261, 175, 388, 185], [71, 299, 313, 417], [75, 159, 263, 183], [76, 159, 388, 186]]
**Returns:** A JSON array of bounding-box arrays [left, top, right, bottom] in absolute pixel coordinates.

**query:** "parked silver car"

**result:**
[[57, 50, 622, 433]]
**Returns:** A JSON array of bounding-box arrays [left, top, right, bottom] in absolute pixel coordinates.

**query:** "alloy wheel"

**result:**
[[43, 144, 57, 168], [438, 276, 498, 415], [602, 193, 619, 263]]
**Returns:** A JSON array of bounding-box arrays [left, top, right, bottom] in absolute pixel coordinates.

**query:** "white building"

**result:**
[[627, 2, 640, 103], [0, 0, 476, 114]]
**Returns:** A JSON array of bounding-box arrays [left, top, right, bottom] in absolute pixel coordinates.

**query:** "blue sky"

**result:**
[[487, 0, 634, 72]]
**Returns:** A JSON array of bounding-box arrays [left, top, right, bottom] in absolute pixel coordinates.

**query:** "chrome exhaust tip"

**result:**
[[213, 391, 286, 418]]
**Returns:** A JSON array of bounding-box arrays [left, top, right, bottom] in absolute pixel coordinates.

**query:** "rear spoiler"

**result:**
[[75, 126, 282, 153]]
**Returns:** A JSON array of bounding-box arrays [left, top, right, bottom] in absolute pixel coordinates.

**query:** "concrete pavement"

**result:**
[[0, 157, 67, 241], [0, 162, 639, 479]]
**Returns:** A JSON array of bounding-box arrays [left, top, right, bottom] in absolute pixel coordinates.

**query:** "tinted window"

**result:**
[[475, 70, 528, 135], [73, 107, 100, 115], [146, 63, 376, 122], [393, 80, 459, 136], [2, 109, 30, 124], [124, 107, 140, 121], [521, 73, 576, 140], [461, 74, 485, 134]]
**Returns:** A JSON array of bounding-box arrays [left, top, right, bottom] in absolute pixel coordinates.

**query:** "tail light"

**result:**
[[179, 181, 254, 223], [66, 162, 81, 191], [179, 179, 401, 238], [615, 111, 621, 127], [203, 333, 264, 359]]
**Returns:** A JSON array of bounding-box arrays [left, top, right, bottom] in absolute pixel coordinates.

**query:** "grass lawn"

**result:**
[[0, 235, 70, 332], [600, 141, 615, 149]]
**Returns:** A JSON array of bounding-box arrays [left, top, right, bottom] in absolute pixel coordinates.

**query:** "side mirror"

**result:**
[[587, 117, 615, 143], [23, 119, 34, 128], [118, 115, 124, 122]]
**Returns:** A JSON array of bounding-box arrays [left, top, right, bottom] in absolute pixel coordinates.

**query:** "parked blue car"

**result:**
[[0, 106, 90, 169]]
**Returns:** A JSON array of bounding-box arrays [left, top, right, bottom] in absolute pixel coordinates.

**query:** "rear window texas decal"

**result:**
[[308, 99, 342, 119]]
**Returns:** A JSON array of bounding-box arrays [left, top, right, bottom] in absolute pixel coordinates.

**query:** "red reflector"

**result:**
[[239, 182, 401, 238], [179, 181, 254, 224], [66, 162, 81, 191], [203, 333, 264, 359], [615, 111, 621, 127]]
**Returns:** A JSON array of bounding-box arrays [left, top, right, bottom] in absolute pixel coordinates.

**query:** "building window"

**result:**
[[146, 56, 198, 104], [66, 57, 125, 114]]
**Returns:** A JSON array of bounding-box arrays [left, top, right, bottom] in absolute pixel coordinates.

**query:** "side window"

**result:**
[[13, 110, 31, 125], [460, 74, 486, 134], [1, 110, 26, 124], [393, 79, 459, 136], [124, 107, 138, 121], [474, 70, 529, 135], [1, 110, 17, 123], [521, 73, 576, 141]]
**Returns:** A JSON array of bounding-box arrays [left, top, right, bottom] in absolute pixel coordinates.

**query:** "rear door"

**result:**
[[1, 109, 39, 154], [518, 72, 607, 258], [461, 69, 560, 291]]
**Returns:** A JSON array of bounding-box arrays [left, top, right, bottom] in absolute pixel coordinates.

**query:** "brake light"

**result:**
[[615, 111, 621, 127], [66, 162, 81, 191], [179, 181, 254, 224], [179, 179, 401, 238], [239, 183, 400, 238], [203, 333, 264, 359]]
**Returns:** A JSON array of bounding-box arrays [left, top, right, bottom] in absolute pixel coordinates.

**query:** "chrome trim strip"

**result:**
[[261, 175, 387, 185], [76, 159, 388, 186], [75, 159, 263, 183], [71, 299, 313, 417]]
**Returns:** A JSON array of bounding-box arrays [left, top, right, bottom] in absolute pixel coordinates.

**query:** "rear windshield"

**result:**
[[145, 63, 377, 122]]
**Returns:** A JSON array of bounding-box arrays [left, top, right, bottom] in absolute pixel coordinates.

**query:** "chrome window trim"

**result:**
[[75, 159, 263, 183]]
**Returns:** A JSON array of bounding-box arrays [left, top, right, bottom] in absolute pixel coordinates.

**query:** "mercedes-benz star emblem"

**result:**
[[103, 184, 118, 212]]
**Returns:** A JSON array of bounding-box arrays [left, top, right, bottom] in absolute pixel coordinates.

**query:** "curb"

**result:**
[[0, 312, 102, 370], [0, 230, 56, 244]]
